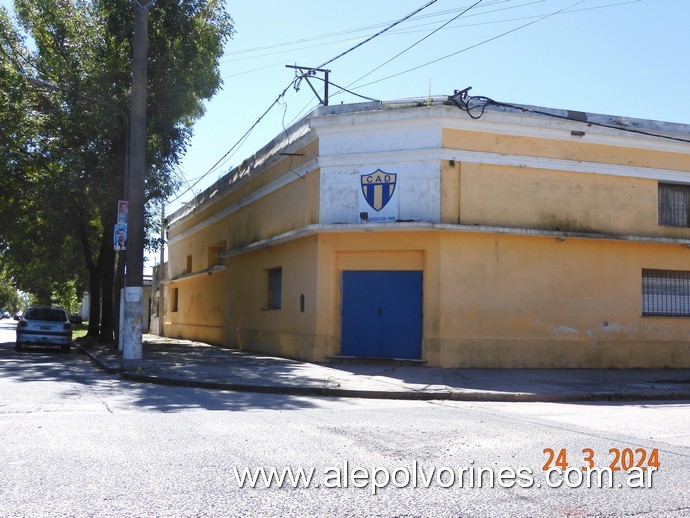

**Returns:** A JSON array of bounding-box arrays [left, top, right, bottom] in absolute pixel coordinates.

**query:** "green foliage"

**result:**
[[0, 1, 234, 329], [0, 269, 21, 312], [52, 278, 81, 314]]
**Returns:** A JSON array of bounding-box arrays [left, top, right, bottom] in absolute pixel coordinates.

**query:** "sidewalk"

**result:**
[[77, 335, 690, 402]]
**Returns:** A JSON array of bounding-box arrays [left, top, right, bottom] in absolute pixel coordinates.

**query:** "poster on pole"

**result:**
[[114, 224, 127, 251], [117, 200, 129, 225]]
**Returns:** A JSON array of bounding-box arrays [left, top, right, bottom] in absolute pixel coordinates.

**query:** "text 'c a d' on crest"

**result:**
[[361, 169, 397, 211]]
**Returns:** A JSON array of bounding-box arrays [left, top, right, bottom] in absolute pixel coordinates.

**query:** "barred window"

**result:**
[[642, 269, 690, 317], [658, 183, 690, 227], [267, 267, 282, 310]]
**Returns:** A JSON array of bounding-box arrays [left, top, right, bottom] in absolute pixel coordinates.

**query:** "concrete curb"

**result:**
[[79, 345, 690, 403], [78, 346, 123, 375], [120, 372, 690, 402]]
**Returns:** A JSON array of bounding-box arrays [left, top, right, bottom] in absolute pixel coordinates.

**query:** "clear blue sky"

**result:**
[[173, 0, 690, 213], [4, 0, 690, 268]]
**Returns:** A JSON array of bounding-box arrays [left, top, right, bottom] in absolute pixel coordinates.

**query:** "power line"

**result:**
[[220, 1, 510, 61], [315, 0, 439, 69], [216, 0, 532, 80], [167, 77, 298, 204], [283, 0, 585, 126], [279, 0, 457, 127], [218, 1, 639, 90], [391, 0, 642, 35], [349, 0, 587, 91], [169, 0, 649, 206], [294, 0, 485, 109], [169, 0, 445, 205], [450, 89, 690, 144], [345, 0, 484, 90]]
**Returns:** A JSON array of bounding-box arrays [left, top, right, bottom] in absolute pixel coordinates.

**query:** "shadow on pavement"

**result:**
[[7, 326, 690, 406], [0, 342, 322, 413]]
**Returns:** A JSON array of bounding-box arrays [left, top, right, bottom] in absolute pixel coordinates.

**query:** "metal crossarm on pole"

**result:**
[[286, 65, 330, 106]]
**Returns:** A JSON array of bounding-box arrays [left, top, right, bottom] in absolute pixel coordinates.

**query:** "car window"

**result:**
[[25, 309, 67, 322]]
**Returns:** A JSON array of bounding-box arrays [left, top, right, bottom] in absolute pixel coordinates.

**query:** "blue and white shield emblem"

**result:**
[[361, 169, 397, 212]]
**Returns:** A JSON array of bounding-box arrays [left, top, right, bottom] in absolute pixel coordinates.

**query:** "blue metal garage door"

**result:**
[[341, 271, 422, 359]]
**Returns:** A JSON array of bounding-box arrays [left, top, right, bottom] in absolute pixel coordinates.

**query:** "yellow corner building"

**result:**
[[163, 94, 690, 368]]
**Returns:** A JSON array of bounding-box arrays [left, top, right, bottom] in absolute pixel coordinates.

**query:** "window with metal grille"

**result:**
[[642, 269, 690, 317], [658, 183, 690, 227], [267, 267, 282, 310]]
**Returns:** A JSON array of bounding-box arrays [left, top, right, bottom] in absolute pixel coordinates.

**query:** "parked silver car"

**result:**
[[15, 306, 73, 353]]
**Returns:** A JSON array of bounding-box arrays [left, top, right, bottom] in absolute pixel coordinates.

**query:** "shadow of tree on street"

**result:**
[[0, 342, 328, 413]]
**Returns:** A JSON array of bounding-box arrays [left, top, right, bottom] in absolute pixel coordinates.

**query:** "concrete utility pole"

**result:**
[[158, 202, 165, 337], [123, 0, 156, 360]]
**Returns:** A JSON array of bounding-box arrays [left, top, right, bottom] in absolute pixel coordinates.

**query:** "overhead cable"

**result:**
[[450, 89, 690, 144], [172, 0, 444, 204], [345, 0, 484, 90], [167, 77, 298, 204], [315, 0, 439, 69], [354, 0, 586, 90]]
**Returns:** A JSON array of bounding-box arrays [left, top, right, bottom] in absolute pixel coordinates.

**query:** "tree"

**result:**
[[0, 1, 234, 340], [0, 7, 86, 306], [0, 269, 21, 312]]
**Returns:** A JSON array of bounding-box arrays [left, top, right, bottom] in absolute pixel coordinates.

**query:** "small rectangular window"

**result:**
[[186, 255, 193, 273], [658, 183, 690, 227], [642, 269, 690, 317], [170, 287, 179, 313], [208, 244, 225, 267], [267, 267, 282, 310]]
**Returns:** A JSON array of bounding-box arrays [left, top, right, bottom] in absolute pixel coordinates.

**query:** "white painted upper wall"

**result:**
[[168, 99, 690, 232], [314, 114, 443, 224], [318, 161, 441, 224]]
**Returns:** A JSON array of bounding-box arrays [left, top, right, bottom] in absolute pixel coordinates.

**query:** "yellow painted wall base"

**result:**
[[165, 323, 232, 348], [237, 330, 336, 362], [164, 229, 690, 369], [427, 338, 690, 368]]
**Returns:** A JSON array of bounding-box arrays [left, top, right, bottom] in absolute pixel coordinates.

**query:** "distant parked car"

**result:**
[[13, 311, 22, 321], [16, 306, 73, 353], [1, 311, 10, 319], [69, 314, 83, 324]]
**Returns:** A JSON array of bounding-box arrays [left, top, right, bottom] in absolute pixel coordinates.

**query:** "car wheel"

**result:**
[[15, 342, 22, 352], [61, 344, 71, 354]]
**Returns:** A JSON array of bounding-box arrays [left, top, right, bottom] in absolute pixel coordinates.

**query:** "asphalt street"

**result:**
[[1, 320, 689, 517]]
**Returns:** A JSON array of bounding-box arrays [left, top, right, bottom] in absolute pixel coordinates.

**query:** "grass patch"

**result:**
[[72, 322, 89, 340]]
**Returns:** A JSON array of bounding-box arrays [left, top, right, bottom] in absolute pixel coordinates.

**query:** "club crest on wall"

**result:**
[[360, 169, 397, 211]]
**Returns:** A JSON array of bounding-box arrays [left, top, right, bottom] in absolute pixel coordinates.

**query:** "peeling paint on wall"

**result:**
[[601, 321, 628, 332], [552, 325, 579, 335]]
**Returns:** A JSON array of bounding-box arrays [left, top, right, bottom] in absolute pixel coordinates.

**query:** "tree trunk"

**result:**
[[78, 218, 101, 337], [98, 232, 116, 344], [86, 265, 101, 337]]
